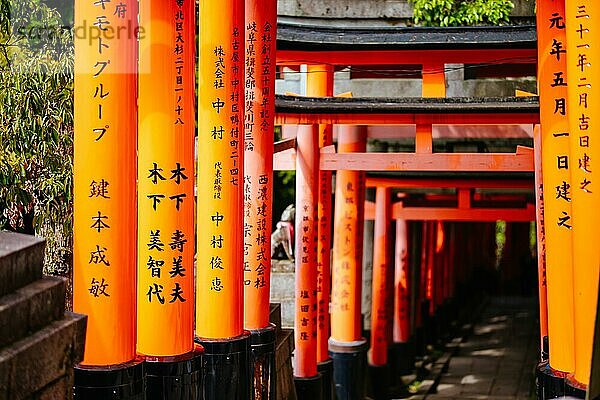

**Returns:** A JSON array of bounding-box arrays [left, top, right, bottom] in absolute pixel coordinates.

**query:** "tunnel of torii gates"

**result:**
[[69, 0, 599, 399]]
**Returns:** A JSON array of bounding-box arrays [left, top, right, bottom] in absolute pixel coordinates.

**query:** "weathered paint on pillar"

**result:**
[[73, 0, 138, 366], [537, 0, 576, 374], [565, 0, 600, 385], [426, 221, 435, 315], [370, 187, 391, 366], [330, 126, 367, 343], [533, 123, 549, 354], [306, 64, 334, 363], [294, 124, 320, 378], [393, 220, 410, 343], [197, 0, 245, 339], [137, 0, 195, 358], [434, 221, 445, 310], [243, 0, 277, 331]]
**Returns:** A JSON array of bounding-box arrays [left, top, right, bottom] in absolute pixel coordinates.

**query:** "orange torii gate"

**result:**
[[274, 90, 539, 399]]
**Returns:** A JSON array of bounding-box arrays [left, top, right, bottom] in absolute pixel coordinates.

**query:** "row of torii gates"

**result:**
[[71, 0, 599, 399]]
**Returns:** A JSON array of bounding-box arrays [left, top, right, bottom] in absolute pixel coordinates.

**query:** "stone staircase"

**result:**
[[0, 232, 86, 400]]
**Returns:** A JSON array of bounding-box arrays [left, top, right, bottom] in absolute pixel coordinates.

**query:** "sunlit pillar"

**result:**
[[197, 0, 251, 397], [536, 2, 576, 396], [329, 126, 368, 399], [565, 0, 600, 392], [243, 0, 278, 398], [73, 1, 143, 397], [136, 1, 200, 398]]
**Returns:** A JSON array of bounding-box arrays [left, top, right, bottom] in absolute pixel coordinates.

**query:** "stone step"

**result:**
[[0, 277, 66, 350], [0, 233, 44, 297], [0, 312, 87, 400]]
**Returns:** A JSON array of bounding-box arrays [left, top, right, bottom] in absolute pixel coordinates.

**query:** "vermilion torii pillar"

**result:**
[[565, 0, 600, 392], [390, 219, 414, 376], [137, 1, 200, 398], [294, 124, 323, 399], [306, 64, 335, 400], [244, 0, 278, 398], [536, 1, 576, 395], [73, 1, 142, 397], [197, 0, 251, 398], [329, 126, 368, 399], [369, 186, 392, 399]]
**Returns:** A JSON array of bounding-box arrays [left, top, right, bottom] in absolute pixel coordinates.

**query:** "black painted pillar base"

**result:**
[[329, 338, 368, 400], [389, 341, 415, 378], [195, 331, 251, 400], [368, 364, 391, 400], [294, 374, 323, 400], [144, 347, 203, 400], [250, 325, 277, 400], [565, 376, 587, 399], [74, 358, 145, 400], [535, 361, 566, 399], [317, 358, 334, 400]]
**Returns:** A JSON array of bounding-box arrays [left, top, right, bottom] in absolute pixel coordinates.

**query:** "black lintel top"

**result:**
[[277, 21, 537, 51], [275, 95, 540, 115]]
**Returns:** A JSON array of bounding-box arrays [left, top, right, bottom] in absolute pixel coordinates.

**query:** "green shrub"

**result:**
[[0, 0, 73, 276], [410, 0, 514, 27]]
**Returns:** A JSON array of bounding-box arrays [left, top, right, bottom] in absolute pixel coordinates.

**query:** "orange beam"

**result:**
[[196, 0, 245, 339], [330, 126, 367, 343], [275, 148, 534, 172], [294, 125, 320, 378], [364, 201, 535, 222], [73, 0, 138, 366], [365, 177, 533, 190], [243, 0, 277, 331], [275, 112, 539, 126], [307, 64, 335, 363], [369, 187, 391, 366], [277, 49, 536, 67], [137, 0, 195, 357]]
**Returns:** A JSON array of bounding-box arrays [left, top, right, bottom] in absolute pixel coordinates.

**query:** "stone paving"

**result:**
[[425, 296, 540, 400]]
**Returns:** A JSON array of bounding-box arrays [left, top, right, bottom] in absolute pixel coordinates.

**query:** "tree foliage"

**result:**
[[0, 0, 73, 275], [410, 0, 514, 27]]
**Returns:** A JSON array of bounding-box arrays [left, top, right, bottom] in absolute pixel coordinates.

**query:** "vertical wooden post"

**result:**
[[367, 187, 392, 399], [329, 126, 368, 399], [536, 1, 576, 391], [244, 1, 278, 398], [72, 1, 143, 397], [197, 0, 250, 397], [565, 0, 600, 390], [137, 1, 200, 397], [533, 124, 549, 359], [306, 64, 335, 400], [293, 124, 323, 399]]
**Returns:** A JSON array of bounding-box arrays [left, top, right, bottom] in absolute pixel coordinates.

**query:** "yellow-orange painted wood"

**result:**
[[243, 0, 277, 331], [307, 64, 335, 362], [196, 0, 245, 339], [73, 0, 138, 366], [294, 125, 320, 378], [137, 0, 195, 357], [370, 187, 391, 366], [565, 0, 600, 384], [330, 126, 367, 343]]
